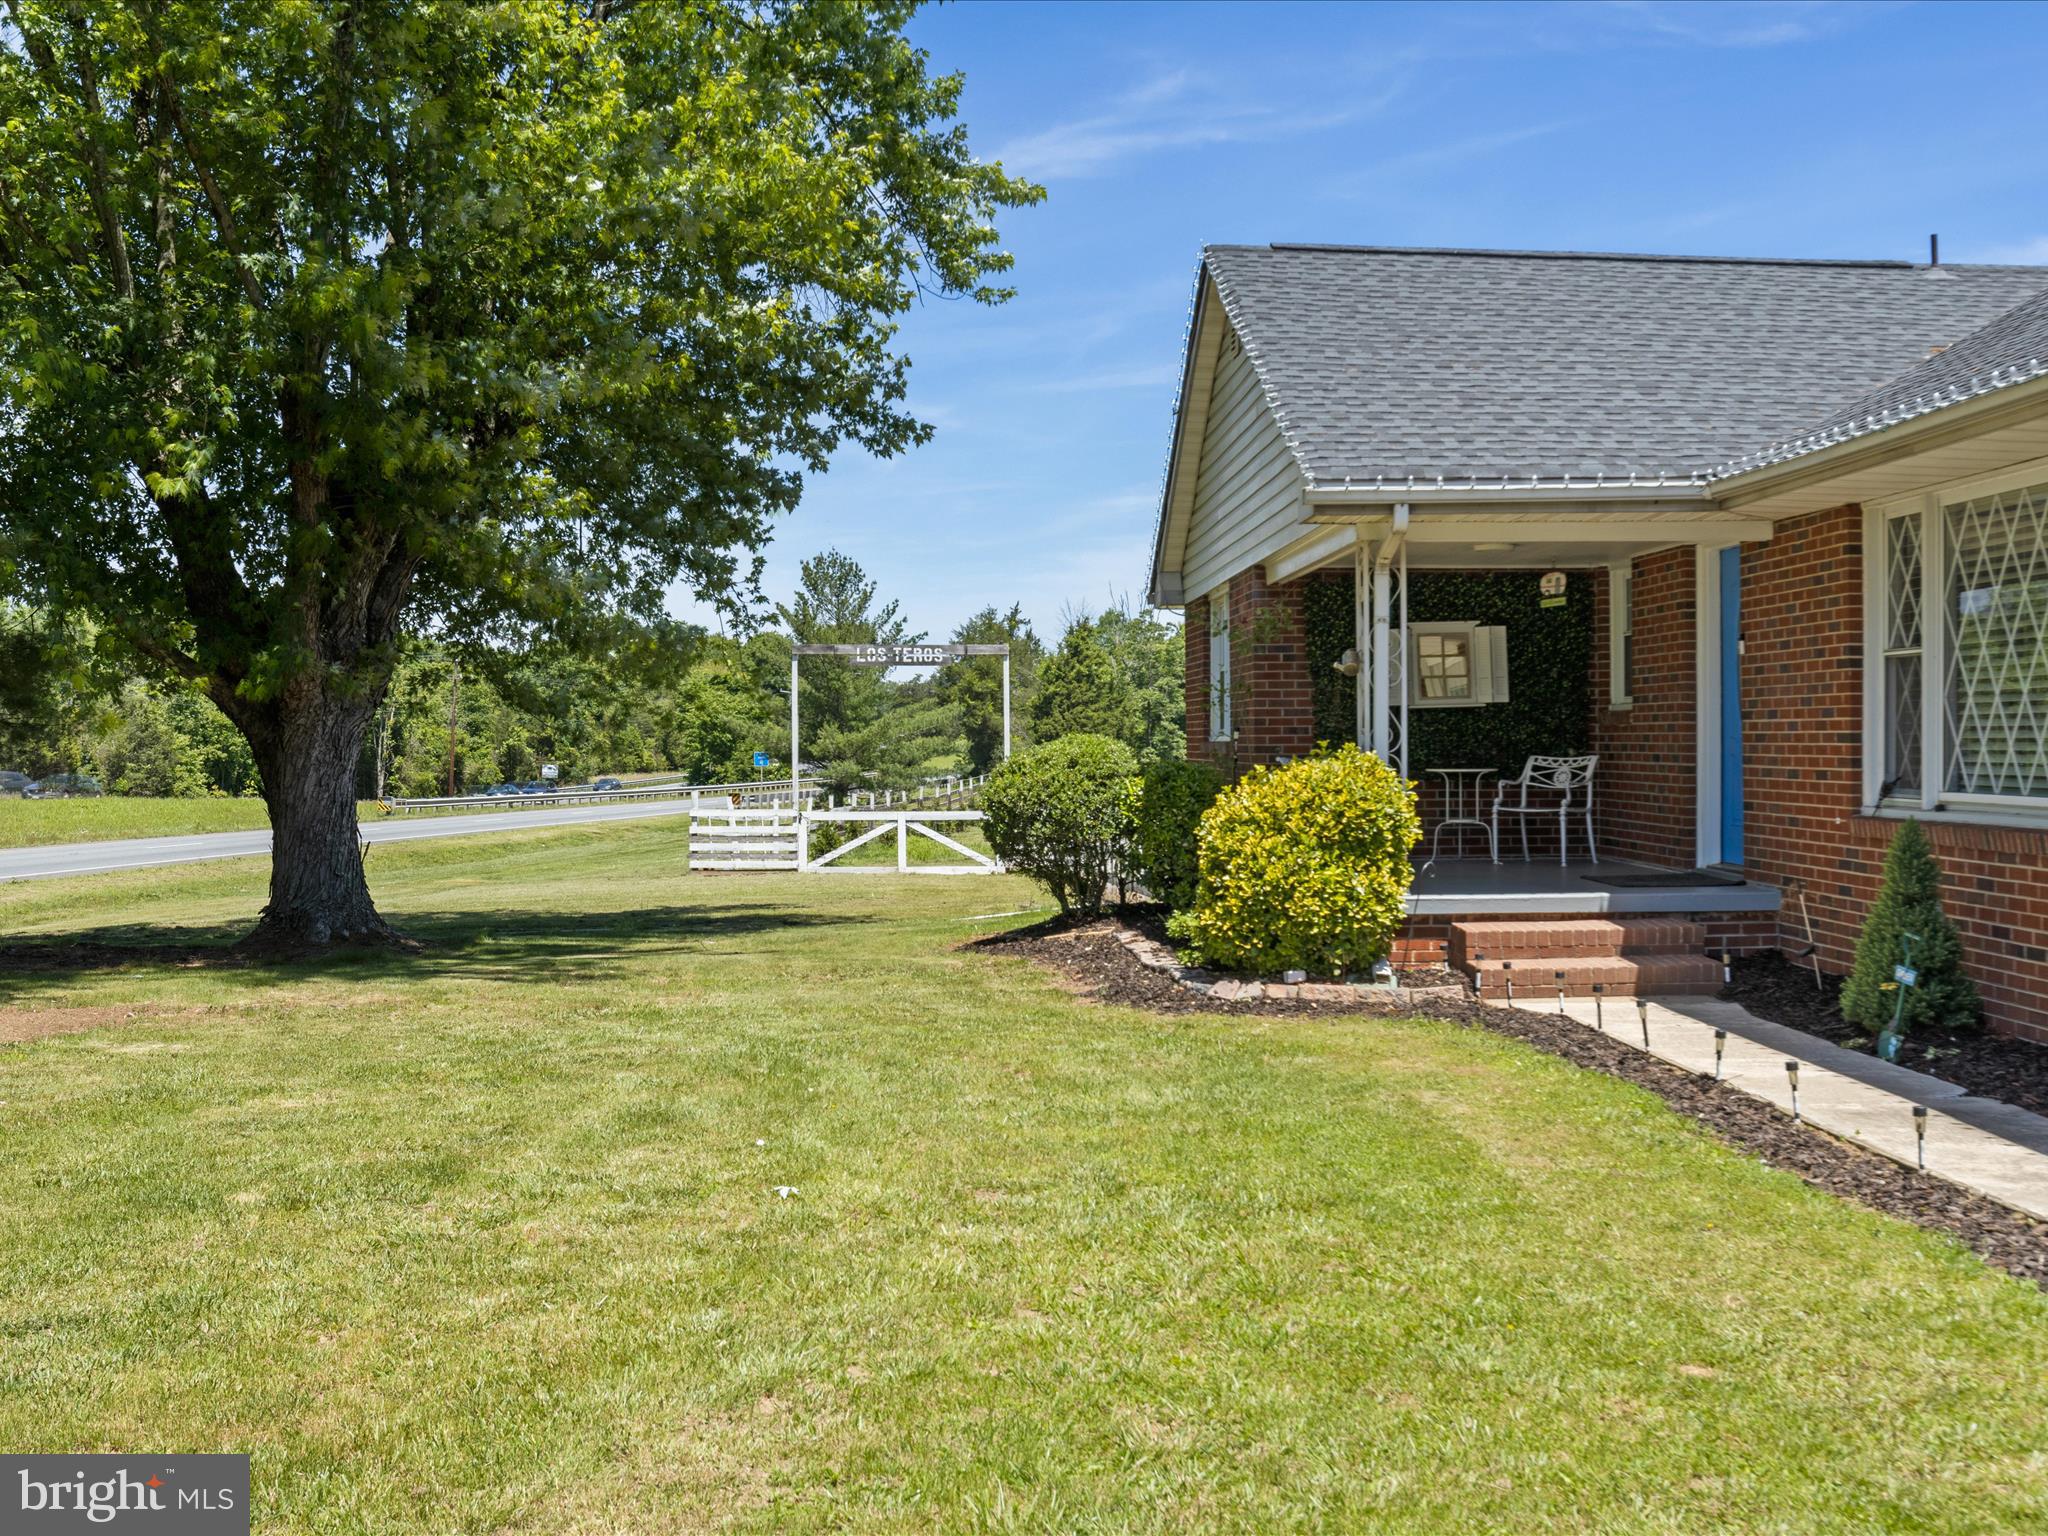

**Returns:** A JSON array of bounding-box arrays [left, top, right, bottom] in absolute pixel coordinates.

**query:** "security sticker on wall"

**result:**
[[1539, 570, 1567, 609]]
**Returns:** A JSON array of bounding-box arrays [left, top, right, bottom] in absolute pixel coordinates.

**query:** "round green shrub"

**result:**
[[1124, 758, 1226, 912], [981, 734, 1138, 917], [1170, 744, 1420, 976]]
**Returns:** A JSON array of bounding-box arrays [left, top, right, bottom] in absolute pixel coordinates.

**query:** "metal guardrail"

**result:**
[[381, 776, 822, 815]]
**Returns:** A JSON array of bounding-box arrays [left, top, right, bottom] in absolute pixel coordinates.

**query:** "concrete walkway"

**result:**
[[1509, 993, 2048, 1221]]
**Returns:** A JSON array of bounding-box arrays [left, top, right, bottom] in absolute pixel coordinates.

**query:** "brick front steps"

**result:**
[[1451, 918, 1723, 999]]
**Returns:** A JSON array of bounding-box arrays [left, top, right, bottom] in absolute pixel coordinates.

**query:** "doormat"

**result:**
[[1586, 869, 1747, 889]]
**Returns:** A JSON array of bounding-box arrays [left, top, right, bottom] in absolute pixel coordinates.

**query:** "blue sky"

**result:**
[[681, 0, 2048, 643]]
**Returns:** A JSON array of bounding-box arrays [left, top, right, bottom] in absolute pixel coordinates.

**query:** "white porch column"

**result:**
[[1371, 561, 1392, 760], [1353, 533, 1371, 749], [1366, 504, 1410, 764]]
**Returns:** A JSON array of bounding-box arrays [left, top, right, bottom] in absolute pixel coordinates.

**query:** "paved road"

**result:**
[[0, 797, 702, 883]]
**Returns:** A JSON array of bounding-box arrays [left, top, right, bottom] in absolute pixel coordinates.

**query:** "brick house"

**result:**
[[1147, 244, 2048, 1041]]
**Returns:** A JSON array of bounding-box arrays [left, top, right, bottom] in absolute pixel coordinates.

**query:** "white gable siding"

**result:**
[[1181, 322, 1308, 596]]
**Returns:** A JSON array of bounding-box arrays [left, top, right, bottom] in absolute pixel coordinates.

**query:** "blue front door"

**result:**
[[1719, 545, 1744, 865]]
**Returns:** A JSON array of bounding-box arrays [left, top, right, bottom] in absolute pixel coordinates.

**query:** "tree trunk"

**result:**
[[241, 688, 395, 951]]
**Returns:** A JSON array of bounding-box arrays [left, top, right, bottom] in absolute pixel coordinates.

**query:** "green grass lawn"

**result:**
[[0, 822, 2042, 1533], [0, 797, 394, 848]]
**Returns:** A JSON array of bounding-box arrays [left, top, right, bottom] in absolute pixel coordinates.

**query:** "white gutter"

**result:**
[[1711, 357, 2048, 481], [1310, 479, 1712, 503], [1709, 368, 2048, 503]]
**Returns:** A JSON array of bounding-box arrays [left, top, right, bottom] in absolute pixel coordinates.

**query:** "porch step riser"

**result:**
[[1467, 957, 1724, 999], [1447, 918, 1706, 967]]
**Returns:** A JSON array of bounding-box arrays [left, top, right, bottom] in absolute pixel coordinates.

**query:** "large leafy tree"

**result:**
[[0, 0, 1036, 944]]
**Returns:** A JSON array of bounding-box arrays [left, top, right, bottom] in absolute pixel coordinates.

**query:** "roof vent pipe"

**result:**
[[1930, 233, 1939, 267]]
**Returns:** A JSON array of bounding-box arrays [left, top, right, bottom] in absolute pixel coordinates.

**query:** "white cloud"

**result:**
[[994, 68, 1386, 181], [1325, 122, 1569, 196], [1588, 0, 1883, 49]]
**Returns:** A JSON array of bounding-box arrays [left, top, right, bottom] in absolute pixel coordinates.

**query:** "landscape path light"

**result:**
[[1591, 982, 1605, 1032], [1636, 997, 1650, 1048], [1785, 1059, 1801, 1123], [1913, 1105, 1928, 1170], [1713, 1028, 1727, 1080], [1555, 970, 1568, 1014]]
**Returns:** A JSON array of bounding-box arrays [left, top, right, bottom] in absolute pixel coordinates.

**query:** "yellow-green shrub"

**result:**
[[1169, 744, 1420, 975]]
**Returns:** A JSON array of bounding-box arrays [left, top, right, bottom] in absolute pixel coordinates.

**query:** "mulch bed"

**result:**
[[1722, 951, 2048, 1117], [972, 916, 2048, 1289]]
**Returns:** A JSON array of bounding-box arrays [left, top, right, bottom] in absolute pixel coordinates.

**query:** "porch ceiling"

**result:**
[[1401, 537, 1677, 570], [1266, 505, 1772, 582]]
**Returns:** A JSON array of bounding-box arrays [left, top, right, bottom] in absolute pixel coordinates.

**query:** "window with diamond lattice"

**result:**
[[1943, 481, 2048, 798], [1882, 513, 1924, 797]]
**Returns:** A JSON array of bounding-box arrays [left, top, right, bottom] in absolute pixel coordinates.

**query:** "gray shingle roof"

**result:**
[[1202, 244, 2048, 487], [1713, 282, 2048, 477]]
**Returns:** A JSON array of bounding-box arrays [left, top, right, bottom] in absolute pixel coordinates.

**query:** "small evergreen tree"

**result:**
[[1841, 820, 1980, 1034], [1030, 620, 1133, 743]]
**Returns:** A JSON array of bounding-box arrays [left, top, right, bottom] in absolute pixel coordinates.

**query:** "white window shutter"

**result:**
[[1482, 626, 1510, 704]]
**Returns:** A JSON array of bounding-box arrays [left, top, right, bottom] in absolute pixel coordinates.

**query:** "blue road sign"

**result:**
[[753, 751, 772, 768]]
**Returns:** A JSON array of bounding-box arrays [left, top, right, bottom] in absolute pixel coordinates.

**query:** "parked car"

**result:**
[[0, 770, 29, 796], [484, 782, 521, 797], [24, 773, 103, 798], [593, 777, 623, 792]]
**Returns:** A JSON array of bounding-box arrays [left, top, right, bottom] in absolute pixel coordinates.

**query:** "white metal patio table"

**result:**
[[1422, 766, 1498, 870]]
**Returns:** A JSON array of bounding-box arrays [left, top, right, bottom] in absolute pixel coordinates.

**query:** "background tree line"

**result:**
[[2, 554, 1185, 800]]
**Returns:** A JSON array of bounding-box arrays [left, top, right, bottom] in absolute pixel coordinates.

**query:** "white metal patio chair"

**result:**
[[1491, 754, 1599, 867]]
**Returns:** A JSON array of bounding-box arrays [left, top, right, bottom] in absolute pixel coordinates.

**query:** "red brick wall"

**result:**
[[1180, 569, 1320, 774], [1228, 568, 1318, 768], [1591, 547, 1698, 867], [1184, 594, 1214, 766], [1735, 505, 1864, 891], [1736, 504, 2048, 1044]]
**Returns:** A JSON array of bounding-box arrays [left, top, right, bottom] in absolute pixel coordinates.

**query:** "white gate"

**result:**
[[803, 809, 997, 875], [688, 808, 801, 871], [688, 808, 998, 875]]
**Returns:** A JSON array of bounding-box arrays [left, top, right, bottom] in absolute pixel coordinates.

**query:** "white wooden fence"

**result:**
[[841, 772, 990, 811], [688, 807, 999, 875]]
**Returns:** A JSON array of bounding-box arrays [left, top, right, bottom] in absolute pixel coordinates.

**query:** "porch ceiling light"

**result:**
[[1472, 542, 1516, 552], [1333, 647, 1362, 677]]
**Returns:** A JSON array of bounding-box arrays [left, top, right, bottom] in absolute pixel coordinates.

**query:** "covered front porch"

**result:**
[[1262, 500, 1768, 875]]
